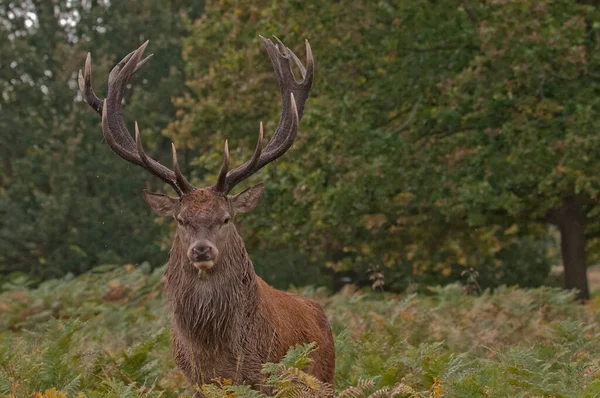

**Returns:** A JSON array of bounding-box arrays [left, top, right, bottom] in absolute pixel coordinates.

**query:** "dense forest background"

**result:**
[[2, 0, 600, 300]]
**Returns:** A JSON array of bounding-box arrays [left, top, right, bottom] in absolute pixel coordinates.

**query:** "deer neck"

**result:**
[[165, 227, 259, 349]]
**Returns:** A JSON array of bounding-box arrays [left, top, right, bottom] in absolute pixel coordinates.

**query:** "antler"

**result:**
[[213, 36, 314, 194], [80, 37, 313, 197], [79, 41, 194, 196]]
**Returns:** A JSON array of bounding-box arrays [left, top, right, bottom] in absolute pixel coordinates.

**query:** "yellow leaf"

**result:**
[[395, 192, 415, 205], [33, 389, 68, 398], [431, 378, 444, 397], [361, 213, 387, 230], [504, 224, 519, 235]]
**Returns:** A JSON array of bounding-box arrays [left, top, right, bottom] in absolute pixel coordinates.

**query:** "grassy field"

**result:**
[[1, 264, 599, 397]]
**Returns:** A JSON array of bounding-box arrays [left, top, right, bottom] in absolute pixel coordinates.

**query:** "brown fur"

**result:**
[[162, 188, 335, 394]]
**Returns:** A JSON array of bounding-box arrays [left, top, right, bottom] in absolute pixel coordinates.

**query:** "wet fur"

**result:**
[[163, 190, 335, 394]]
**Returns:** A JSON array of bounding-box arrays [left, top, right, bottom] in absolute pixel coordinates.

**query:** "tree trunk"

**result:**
[[549, 196, 590, 301]]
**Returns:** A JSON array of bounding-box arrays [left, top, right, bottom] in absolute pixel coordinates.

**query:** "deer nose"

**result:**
[[188, 241, 217, 266], [191, 245, 211, 262]]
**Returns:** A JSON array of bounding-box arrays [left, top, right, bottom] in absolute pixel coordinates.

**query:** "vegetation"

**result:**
[[167, 0, 600, 299], [3, 1, 600, 395], [3, 0, 600, 298], [1, 264, 599, 397], [0, 0, 203, 278]]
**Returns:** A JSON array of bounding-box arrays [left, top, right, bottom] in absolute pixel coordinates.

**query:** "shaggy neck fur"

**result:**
[[164, 226, 259, 352]]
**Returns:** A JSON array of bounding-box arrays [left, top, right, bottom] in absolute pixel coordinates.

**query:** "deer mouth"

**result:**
[[193, 261, 214, 274]]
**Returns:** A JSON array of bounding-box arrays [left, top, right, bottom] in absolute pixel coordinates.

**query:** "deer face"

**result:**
[[142, 183, 264, 273]]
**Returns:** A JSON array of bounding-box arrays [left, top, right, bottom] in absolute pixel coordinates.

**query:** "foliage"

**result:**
[[6, 0, 598, 294], [164, 0, 589, 291], [409, 0, 600, 298], [1, 263, 599, 397], [5, 3, 600, 395], [418, 0, 600, 223], [0, 0, 203, 279]]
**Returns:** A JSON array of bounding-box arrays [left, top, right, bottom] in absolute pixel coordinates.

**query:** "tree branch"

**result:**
[[390, 96, 422, 133], [462, 0, 479, 25]]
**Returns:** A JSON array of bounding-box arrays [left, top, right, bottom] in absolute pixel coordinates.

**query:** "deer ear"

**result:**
[[142, 189, 179, 216], [229, 182, 265, 213]]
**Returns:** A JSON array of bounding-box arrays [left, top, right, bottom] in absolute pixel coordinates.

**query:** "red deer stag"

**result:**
[[79, 38, 335, 394]]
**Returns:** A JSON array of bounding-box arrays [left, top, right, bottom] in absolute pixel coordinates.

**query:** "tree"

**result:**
[[166, 0, 556, 290], [0, 0, 203, 279], [414, 1, 600, 300]]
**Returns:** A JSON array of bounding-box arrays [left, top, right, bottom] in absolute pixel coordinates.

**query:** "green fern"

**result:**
[[225, 384, 270, 398], [263, 342, 318, 374], [116, 328, 167, 385], [1, 264, 599, 397]]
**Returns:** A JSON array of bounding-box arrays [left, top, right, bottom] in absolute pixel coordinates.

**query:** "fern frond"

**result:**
[[338, 379, 376, 398], [368, 387, 391, 398], [390, 383, 418, 396], [225, 384, 270, 398], [273, 342, 318, 372], [0, 370, 11, 396], [266, 366, 333, 397]]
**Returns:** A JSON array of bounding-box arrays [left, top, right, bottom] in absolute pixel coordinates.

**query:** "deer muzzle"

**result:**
[[188, 240, 218, 271]]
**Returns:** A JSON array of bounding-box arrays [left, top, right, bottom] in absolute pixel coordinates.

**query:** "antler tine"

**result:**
[[108, 44, 153, 88], [215, 140, 230, 193], [82, 42, 195, 196], [134, 122, 183, 196], [288, 47, 307, 79], [171, 143, 195, 194], [220, 37, 313, 194], [213, 122, 264, 193], [78, 53, 103, 114], [134, 53, 154, 73], [280, 92, 299, 149]]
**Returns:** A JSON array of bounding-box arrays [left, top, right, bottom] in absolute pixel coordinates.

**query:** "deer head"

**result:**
[[79, 37, 314, 275]]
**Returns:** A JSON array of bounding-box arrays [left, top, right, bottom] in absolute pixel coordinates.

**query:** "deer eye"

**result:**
[[223, 217, 231, 225], [176, 217, 186, 226]]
